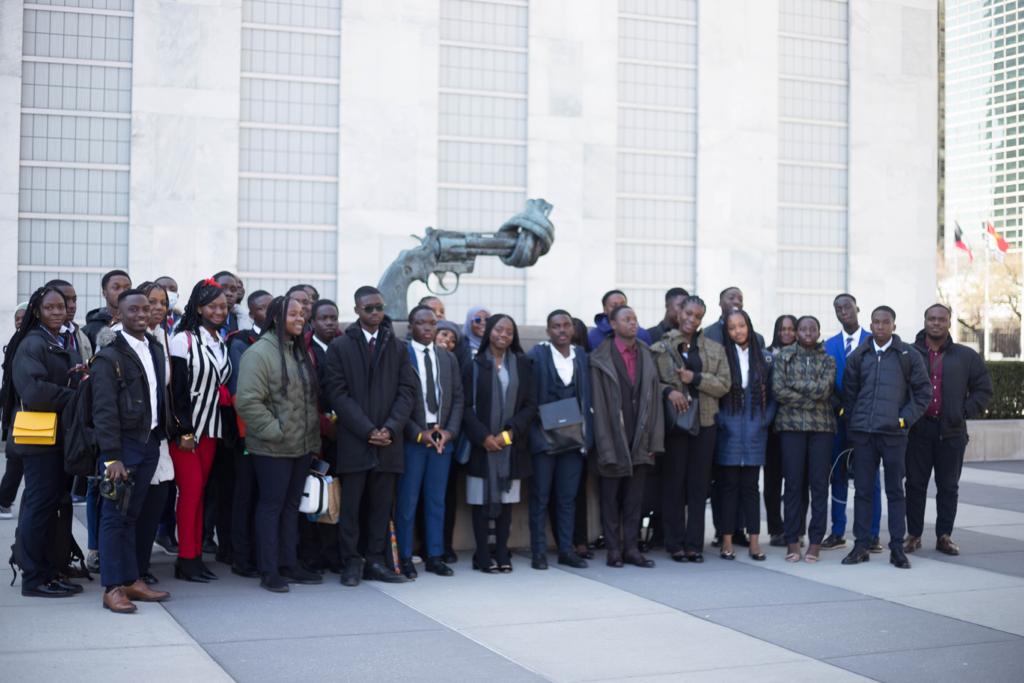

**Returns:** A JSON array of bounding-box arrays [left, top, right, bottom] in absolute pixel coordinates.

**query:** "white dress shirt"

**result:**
[[361, 326, 378, 346], [872, 337, 893, 355], [844, 329, 866, 356], [549, 343, 576, 386], [737, 345, 750, 389], [120, 330, 159, 430], [312, 335, 329, 353], [411, 339, 440, 425]]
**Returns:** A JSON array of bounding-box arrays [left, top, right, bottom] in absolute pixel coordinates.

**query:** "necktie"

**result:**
[[368, 336, 376, 361], [876, 349, 884, 362], [424, 348, 439, 415], [845, 336, 853, 356]]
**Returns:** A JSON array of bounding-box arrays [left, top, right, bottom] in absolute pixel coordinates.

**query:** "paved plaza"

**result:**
[[1, 460, 1023, 682]]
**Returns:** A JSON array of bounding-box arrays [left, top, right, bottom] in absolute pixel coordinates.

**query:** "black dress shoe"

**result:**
[[363, 561, 408, 583], [719, 550, 736, 560], [340, 559, 362, 587], [54, 579, 84, 594], [281, 566, 324, 584], [231, 564, 261, 579], [260, 574, 289, 593], [606, 551, 624, 568], [472, 557, 499, 573], [22, 580, 74, 598], [749, 551, 767, 562], [425, 556, 454, 576], [174, 557, 210, 583], [442, 548, 458, 564], [670, 551, 688, 563], [842, 547, 871, 565], [576, 547, 595, 560], [140, 573, 159, 586], [558, 553, 588, 569], [398, 558, 418, 580], [889, 548, 911, 569], [531, 554, 549, 570], [624, 552, 655, 568], [686, 553, 704, 563], [197, 560, 219, 580]]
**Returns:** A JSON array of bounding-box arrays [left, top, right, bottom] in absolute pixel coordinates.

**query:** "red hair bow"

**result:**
[[204, 277, 222, 288]]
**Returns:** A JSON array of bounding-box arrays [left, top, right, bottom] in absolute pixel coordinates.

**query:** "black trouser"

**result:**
[[573, 464, 589, 547], [710, 465, 745, 538], [851, 432, 908, 550], [231, 444, 258, 568], [530, 450, 584, 556], [764, 432, 807, 536], [203, 437, 236, 558], [471, 503, 512, 567], [444, 462, 460, 554], [780, 432, 831, 545], [0, 453, 24, 508], [136, 481, 170, 577], [16, 452, 65, 590], [599, 464, 650, 556], [99, 434, 161, 588], [338, 469, 395, 566], [252, 453, 311, 577], [717, 465, 760, 537], [662, 429, 716, 554], [906, 418, 968, 539]]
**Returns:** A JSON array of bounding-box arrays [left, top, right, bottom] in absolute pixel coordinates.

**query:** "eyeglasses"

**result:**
[[361, 304, 385, 313]]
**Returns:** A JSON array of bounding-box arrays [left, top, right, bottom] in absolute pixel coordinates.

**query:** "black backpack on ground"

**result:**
[[9, 494, 91, 586]]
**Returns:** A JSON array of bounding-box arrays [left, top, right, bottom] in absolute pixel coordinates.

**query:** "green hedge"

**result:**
[[984, 361, 1024, 419]]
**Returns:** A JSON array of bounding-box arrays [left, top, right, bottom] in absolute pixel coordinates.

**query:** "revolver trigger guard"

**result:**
[[428, 271, 460, 295]]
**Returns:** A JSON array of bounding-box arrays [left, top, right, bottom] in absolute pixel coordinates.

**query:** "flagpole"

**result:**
[[983, 240, 991, 359], [952, 249, 959, 343], [1019, 245, 1023, 359]]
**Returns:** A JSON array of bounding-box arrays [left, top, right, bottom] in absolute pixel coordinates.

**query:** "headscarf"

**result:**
[[462, 306, 488, 352]]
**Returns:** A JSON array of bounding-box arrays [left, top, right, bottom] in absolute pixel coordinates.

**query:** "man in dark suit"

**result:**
[[395, 306, 463, 579], [323, 286, 417, 586], [91, 290, 171, 612]]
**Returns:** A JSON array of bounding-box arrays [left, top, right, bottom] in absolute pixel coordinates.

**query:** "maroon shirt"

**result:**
[[613, 336, 638, 385], [925, 348, 943, 417]]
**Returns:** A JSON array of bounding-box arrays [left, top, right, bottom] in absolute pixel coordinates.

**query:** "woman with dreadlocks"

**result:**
[[168, 278, 230, 582], [0, 285, 86, 598], [235, 295, 323, 593], [771, 315, 836, 564], [713, 309, 776, 562]]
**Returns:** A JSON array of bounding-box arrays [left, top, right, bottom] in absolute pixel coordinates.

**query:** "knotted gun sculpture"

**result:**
[[378, 198, 555, 319]]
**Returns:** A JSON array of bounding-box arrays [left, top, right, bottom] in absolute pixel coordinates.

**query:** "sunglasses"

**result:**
[[362, 304, 385, 313], [472, 317, 485, 324]]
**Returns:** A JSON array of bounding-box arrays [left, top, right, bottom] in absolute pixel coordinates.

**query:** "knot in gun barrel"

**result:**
[[496, 198, 555, 268]]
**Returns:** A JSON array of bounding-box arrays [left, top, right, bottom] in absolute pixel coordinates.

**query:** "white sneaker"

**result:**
[[0, 505, 13, 520]]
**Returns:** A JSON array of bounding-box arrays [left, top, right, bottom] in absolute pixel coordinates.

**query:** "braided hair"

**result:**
[[721, 309, 769, 416], [769, 314, 798, 352], [175, 278, 226, 335], [264, 294, 317, 398]]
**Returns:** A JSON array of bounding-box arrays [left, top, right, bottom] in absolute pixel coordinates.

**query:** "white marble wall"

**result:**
[[129, 0, 242, 286], [848, 0, 938, 328], [0, 3, 22, 348]]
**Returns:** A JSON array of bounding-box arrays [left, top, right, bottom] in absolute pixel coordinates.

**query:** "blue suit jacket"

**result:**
[[824, 329, 870, 391]]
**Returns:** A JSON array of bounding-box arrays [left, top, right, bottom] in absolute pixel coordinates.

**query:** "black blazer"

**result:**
[[404, 342, 464, 442], [91, 331, 167, 460], [461, 352, 536, 480], [323, 319, 417, 474]]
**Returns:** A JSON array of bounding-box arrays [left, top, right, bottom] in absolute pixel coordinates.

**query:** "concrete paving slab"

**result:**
[[936, 481, 1024, 512], [204, 630, 544, 682], [696, 598, 1016, 660], [947, 501, 1024, 527], [0, 644, 232, 682], [894, 586, 1024, 637], [827, 639, 1024, 683], [584, 659, 869, 682], [965, 461, 1024, 475], [927, 550, 1024, 578], [963, 523, 1024, 542], [960, 465, 1024, 490], [909, 525, 1024, 554]]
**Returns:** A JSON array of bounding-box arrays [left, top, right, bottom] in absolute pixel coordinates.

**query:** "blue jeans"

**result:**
[[831, 423, 881, 538], [396, 441, 452, 559], [529, 449, 583, 556]]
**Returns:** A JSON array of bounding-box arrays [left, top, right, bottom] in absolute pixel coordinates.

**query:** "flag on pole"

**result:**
[[954, 221, 973, 262], [985, 221, 1010, 262]]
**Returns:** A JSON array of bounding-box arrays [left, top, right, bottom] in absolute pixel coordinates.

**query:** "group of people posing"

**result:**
[[0, 271, 993, 614]]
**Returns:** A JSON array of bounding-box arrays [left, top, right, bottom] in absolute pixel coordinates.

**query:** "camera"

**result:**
[[93, 472, 134, 515]]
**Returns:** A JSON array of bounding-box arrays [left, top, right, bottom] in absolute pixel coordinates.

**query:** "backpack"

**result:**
[[9, 495, 91, 586], [62, 358, 123, 477]]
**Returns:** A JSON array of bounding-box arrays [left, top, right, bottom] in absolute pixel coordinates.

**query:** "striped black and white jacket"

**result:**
[[169, 326, 232, 439]]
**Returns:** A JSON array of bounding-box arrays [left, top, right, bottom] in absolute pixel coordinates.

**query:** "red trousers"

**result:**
[[169, 437, 217, 559]]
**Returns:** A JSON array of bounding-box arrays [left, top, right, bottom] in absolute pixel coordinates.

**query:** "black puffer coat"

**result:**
[[841, 334, 931, 436]]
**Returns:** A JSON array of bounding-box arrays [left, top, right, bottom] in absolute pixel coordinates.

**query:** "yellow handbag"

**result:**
[[12, 410, 58, 446]]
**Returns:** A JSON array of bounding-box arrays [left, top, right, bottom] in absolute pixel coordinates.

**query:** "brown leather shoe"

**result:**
[[936, 535, 960, 556], [904, 536, 922, 553], [103, 587, 137, 614], [124, 579, 170, 602]]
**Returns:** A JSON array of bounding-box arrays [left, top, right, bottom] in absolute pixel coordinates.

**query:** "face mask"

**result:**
[[166, 291, 179, 310]]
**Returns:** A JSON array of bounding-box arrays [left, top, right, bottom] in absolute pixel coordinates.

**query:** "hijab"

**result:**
[[462, 306, 488, 352]]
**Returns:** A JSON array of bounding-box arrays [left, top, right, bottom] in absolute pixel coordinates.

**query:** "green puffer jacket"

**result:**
[[771, 343, 836, 433], [235, 333, 321, 457]]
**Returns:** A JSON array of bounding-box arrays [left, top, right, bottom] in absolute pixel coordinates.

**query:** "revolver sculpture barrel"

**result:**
[[378, 198, 554, 319]]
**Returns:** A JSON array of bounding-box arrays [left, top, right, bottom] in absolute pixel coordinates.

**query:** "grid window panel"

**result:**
[[19, 218, 128, 268], [440, 0, 529, 49], [19, 166, 129, 215], [776, 291, 834, 327], [21, 61, 132, 113], [619, 18, 697, 65], [438, 188, 525, 232], [241, 78, 339, 127], [18, 270, 105, 316], [779, 36, 847, 81], [617, 152, 696, 197], [440, 46, 528, 94], [439, 93, 527, 140], [242, 28, 340, 79], [238, 228, 337, 274], [778, 207, 847, 249], [619, 0, 697, 22], [618, 107, 696, 153], [615, 243, 695, 287], [240, 128, 338, 176], [779, 164, 847, 206], [616, 198, 696, 242], [780, 0, 848, 40], [241, 277, 337, 301], [779, 80, 847, 122], [779, 121, 847, 164], [243, 0, 341, 31], [238, 178, 338, 224], [21, 113, 130, 165], [618, 63, 696, 109], [439, 141, 526, 187], [23, 10, 133, 63], [777, 248, 846, 290], [31, 0, 134, 10]]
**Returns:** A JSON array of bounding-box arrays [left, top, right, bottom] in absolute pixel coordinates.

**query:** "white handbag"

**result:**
[[299, 472, 330, 515]]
